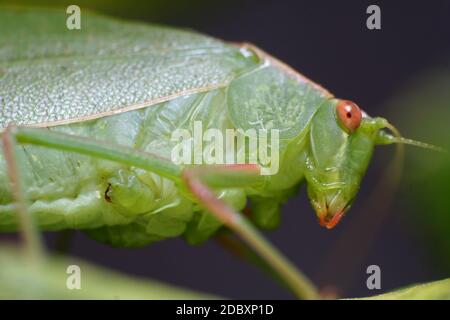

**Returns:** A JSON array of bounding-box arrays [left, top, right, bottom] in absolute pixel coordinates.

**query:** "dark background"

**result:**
[[2, 0, 450, 298]]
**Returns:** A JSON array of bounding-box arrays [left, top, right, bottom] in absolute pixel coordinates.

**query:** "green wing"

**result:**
[[0, 8, 257, 128]]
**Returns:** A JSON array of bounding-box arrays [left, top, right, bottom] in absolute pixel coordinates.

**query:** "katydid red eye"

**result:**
[[336, 100, 362, 133]]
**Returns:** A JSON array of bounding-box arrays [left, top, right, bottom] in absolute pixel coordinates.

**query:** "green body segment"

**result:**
[[0, 9, 332, 246]]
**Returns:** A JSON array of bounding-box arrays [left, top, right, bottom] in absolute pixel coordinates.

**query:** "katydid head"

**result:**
[[303, 98, 445, 229], [303, 99, 379, 228]]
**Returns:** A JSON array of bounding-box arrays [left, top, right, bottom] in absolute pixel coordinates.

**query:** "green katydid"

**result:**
[[0, 9, 443, 299]]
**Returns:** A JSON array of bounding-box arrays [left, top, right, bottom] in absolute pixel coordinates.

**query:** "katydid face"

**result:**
[[304, 99, 387, 229]]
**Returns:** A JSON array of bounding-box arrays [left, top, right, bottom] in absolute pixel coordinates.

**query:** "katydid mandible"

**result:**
[[0, 9, 442, 299]]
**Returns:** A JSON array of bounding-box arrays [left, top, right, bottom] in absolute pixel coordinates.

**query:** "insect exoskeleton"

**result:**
[[0, 10, 405, 247]]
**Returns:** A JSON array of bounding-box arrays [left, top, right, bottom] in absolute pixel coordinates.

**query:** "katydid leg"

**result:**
[[215, 230, 292, 294], [2, 126, 45, 262], [183, 165, 319, 299]]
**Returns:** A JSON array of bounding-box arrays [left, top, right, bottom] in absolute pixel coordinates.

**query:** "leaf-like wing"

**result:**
[[0, 8, 256, 128]]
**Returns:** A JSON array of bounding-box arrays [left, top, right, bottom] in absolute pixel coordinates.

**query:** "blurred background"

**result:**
[[0, 0, 449, 298]]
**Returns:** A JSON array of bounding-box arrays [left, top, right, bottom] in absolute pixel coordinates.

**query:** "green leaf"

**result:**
[[355, 278, 450, 300], [0, 247, 216, 299]]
